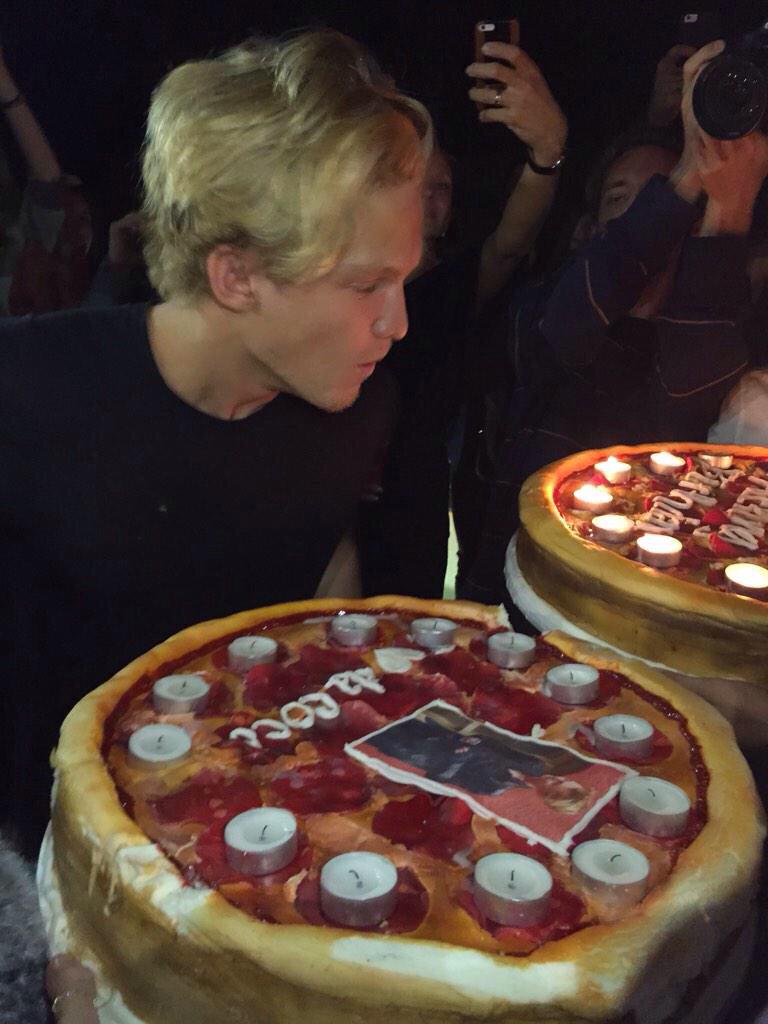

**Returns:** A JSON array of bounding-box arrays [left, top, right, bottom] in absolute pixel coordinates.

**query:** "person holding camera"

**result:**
[[461, 40, 768, 606]]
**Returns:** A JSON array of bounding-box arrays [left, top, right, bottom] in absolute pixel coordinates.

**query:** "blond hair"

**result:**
[[142, 31, 432, 300]]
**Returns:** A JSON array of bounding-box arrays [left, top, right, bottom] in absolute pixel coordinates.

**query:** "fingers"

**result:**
[[683, 39, 726, 82], [468, 84, 507, 106], [47, 955, 100, 1024], [479, 41, 539, 77], [664, 44, 696, 65], [466, 59, 515, 88]]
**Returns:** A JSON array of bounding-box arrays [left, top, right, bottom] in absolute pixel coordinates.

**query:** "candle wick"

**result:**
[[507, 870, 515, 889], [349, 869, 364, 890], [157, 736, 163, 747], [181, 680, 188, 691], [610, 854, 622, 863], [621, 724, 626, 736], [648, 788, 656, 798], [260, 825, 269, 841]]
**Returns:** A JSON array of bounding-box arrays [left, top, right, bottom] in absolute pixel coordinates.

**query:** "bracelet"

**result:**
[[526, 149, 565, 176], [0, 91, 24, 111]]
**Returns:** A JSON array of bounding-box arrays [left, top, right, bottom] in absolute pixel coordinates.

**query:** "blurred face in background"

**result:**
[[596, 145, 678, 227], [422, 148, 453, 241]]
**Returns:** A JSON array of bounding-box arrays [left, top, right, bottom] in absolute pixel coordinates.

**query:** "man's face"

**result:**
[[249, 178, 423, 412], [596, 145, 679, 227], [422, 150, 453, 241]]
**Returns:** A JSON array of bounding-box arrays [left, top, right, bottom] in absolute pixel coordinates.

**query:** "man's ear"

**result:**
[[205, 245, 262, 312]]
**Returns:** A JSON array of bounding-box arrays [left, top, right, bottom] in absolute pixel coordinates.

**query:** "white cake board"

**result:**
[[505, 534, 768, 750], [37, 825, 147, 1024]]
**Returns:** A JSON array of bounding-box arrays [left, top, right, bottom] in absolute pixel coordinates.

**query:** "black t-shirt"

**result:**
[[0, 303, 395, 853]]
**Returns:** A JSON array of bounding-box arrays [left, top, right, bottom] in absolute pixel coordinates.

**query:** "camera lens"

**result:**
[[692, 53, 768, 139]]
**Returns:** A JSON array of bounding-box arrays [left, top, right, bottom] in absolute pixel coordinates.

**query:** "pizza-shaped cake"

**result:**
[[46, 597, 762, 1024], [517, 443, 768, 685]]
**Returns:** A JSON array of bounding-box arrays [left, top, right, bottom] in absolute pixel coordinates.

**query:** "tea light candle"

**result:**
[[594, 456, 632, 485], [330, 613, 378, 647], [594, 715, 654, 760], [228, 636, 278, 672], [650, 451, 686, 477], [636, 533, 682, 569], [619, 777, 691, 838], [591, 514, 634, 544], [544, 663, 600, 705], [473, 853, 553, 927], [320, 852, 398, 928], [152, 674, 210, 715], [487, 632, 536, 669], [572, 484, 614, 513], [224, 807, 298, 876], [128, 724, 191, 766], [724, 562, 768, 599], [699, 452, 733, 470], [571, 839, 649, 908], [411, 617, 457, 649]]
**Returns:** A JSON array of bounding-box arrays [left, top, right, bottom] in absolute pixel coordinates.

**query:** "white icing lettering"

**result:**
[[719, 525, 760, 551], [737, 488, 768, 510], [323, 667, 386, 696], [280, 702, 316, 730], [297, 691, 341, 722]]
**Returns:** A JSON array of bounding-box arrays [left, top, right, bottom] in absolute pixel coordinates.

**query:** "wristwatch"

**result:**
[[526, 149, 565, 175]]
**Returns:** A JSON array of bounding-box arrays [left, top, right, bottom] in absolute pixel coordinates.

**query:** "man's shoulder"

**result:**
[[0, 303, 146, 359], [0, 304, 149, 423]]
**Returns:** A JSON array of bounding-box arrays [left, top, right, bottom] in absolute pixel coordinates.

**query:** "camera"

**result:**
[[693, 21, 768, 139]]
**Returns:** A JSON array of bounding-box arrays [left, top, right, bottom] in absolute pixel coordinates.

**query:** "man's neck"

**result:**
[[147, 301, 279, 421]]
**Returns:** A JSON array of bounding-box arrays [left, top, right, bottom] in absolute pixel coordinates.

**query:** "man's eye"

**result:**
[[354, 282, 380, 294]]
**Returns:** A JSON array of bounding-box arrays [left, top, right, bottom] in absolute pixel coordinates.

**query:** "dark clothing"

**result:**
[[0, 303, 395, 854], [461, 175, 751, 604], [359, 248, 480, 598]]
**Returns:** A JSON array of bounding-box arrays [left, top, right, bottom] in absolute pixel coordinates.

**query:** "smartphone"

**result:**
[[474, 19, 520, 63], [678, 12, 721, 49]]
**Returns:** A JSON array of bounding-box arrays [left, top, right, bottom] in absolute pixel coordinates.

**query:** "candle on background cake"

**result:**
[[320, 852, 398, 928], [487, 632, 536, 669], [411, 617, 457, 649], [224, 807, 298, 876], [544, 663, 600, 705], [473, 853, 553, 927], [228, 635, 278, 672], [330, 613, 378, 647], [636, 533, 682, 569], [572, 484, 613, 513], [699, 452, 733, 470], [591, 514, 634, 544], [571, 839, 649, 908], [724, 563, 768, 599], [593, 714, 654, 760], [152, 674, 210, 715], [128, 724, 191, 766], [649, 451, 686, 477], [619, 777, 691, 838], [594, 456, 632, 485]]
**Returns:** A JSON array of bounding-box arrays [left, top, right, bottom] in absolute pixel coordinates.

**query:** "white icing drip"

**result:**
[[675, 481, 717, 507], [737, 487, 768, 510]]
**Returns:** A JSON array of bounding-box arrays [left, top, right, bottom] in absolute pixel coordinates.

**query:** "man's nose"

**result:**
[[373, 286, 409, 341]]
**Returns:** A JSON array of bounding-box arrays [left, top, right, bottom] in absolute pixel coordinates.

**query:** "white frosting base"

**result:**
[[330, 936, 578, 1002], [37, 825, 148, 1024]]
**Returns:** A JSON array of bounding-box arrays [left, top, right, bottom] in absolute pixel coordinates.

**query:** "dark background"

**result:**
[[2, 0, 768, 238]]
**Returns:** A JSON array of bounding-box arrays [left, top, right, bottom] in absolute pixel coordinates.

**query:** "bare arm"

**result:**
[[466, 43, 567, 309], [0, 47, 60, 182], [313, 532, 362, 599]]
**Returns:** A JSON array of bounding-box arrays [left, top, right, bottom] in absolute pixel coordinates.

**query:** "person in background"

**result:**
[[647, 43, 696, 129], [0, 29, 429, 858], [0, 44, 92, 315], [461, 41, 768, 606], [359, 41, 567, 597]]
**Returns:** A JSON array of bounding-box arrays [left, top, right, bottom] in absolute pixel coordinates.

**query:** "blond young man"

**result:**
[[0, 30, 430, 857]]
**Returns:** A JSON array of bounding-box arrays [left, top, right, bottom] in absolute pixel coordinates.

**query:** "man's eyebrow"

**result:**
[[339, 264, 398, 278]]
